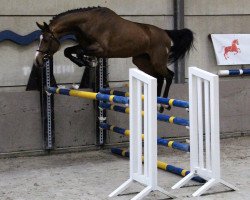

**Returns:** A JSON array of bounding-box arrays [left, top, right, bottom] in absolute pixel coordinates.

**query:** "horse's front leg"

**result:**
[[64, 45, 90, 67]]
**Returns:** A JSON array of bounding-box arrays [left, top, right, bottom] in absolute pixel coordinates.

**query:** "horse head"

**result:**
[[232, 39, 239, 45], [35, 22, 60, 67]]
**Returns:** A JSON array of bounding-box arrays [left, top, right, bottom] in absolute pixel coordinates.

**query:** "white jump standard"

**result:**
[[172, 67, 237, 196], [109, 69, 175, 200]]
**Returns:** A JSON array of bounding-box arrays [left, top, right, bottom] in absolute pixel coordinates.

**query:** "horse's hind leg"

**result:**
[[132, 54, 157, 79], [154, 70, 174, 112], [149, 47, 175, 111], [133, 54, 169, 113], [132, 54, 161, 91], [132, 54, 173, 97], [162, 68, 174, 107]]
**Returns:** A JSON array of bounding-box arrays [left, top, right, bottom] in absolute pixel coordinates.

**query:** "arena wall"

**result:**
[[0, 0, 249, 155]]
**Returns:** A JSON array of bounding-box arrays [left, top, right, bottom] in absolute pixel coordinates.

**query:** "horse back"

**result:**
[[78, 9, 156, 56]]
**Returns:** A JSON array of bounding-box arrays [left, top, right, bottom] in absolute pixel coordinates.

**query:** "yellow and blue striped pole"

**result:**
[[111, 148, 205, 183], [100, 123, 190, 152], [100, 88, 189, 108], [47, 87, 129, 104], [99, 103, 189, 127]]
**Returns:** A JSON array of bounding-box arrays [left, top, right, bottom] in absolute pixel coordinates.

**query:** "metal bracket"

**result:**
[[41, 56, 55, 150]]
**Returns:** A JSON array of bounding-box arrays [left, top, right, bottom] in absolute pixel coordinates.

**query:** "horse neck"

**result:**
[[49, 16, 82, 39]]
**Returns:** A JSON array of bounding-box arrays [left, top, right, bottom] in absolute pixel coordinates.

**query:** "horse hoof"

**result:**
[[166, 105, 172, 111], [158, 106, 164, 113]]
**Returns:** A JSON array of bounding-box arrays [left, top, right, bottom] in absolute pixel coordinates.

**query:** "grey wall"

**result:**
[[0, 0, 172, 86], [0, 0, 173, 154], [0, 90, 96, 153], [185, 0, 250, 74], [0, 0, 249, 155]]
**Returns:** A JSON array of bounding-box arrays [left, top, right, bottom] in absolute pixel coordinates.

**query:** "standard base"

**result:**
[[109, 178, 176, 200], [172, 172, 238, 197]]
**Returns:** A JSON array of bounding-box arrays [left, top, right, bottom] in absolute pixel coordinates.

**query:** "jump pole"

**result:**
[[218, 69, 250, 76], [48, 87, 189, 109], [100, 123, 190, 152], [100, 88, 189, 109], [99, 102, 189, 127], [47, 87, 129, 104], [111, 148, 205, 183]]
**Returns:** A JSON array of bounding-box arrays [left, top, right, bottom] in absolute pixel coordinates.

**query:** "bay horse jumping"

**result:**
[[224, 39, 240, 60], [35, 7, 194, 111]]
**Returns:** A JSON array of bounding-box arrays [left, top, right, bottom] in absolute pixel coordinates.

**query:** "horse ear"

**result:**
[[36, 22, 44, 30], [43, 22, 51, 32]]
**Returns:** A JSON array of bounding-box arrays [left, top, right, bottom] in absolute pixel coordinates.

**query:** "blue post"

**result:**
[[47, 87, 129, 104], [100, 88, 189, 108], [99, 103, 189, 127], [100, 123, 190, 152], [111, 148, 206, 183]]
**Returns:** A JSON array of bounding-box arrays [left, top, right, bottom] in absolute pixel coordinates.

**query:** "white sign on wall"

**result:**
[[211, 34, 250, 65]]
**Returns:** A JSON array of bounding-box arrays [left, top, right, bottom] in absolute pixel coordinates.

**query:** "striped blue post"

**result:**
[[99, 102, 129, 113], [157, 97, 189, 109], [100, 88, 129, 97], [111, 148, 205, 183], [100, 123, 190, 152], [100, 88, 189, 108], [157, 113, 189, 127], [99, 102, 189, 127], [157, 138, 190, 152], [218, 69, 250, 76], [48, 87, 189, 109], [47, 87, 129, 104]]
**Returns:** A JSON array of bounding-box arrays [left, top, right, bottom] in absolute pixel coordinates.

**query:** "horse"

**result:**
[[224, 39, 241, 60], [35, 7, 194, 112]]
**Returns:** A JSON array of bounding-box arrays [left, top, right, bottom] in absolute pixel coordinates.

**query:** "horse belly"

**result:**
[[106, 33, 149, 57], [107, 43, 147, 58]]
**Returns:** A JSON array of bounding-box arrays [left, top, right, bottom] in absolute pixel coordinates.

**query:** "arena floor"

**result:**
[[0, 136, 249, 200]]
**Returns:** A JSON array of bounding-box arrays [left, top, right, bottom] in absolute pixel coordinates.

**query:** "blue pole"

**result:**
[[100, 123, 190, 152], [99, 88, 189, 108], [99, 103, 189, 127], [111, 148, 206, 183], [47, 87, 129, 104]]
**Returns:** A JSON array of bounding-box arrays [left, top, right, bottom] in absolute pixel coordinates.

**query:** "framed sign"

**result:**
[[211, 34, 250, 65]]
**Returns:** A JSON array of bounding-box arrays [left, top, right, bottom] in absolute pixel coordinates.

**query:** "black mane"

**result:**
[[50, 6, 102, 22]]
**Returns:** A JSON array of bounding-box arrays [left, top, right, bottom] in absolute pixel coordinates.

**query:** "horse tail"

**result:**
[[165, 28, 194, 63]]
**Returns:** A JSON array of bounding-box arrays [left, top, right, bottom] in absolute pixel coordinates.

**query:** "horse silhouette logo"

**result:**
[[223, 39, 241, 60]]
